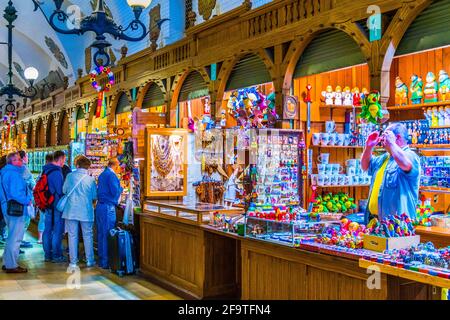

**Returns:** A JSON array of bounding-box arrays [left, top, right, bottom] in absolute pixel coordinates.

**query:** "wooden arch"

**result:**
[[215, 50, 276, 107], [26, 120, 33, 149], [58, 110, 71, 145], [108, 90, 133, 126], [36, 118, 45, 148], [282, 23, 371, 93], [46, 114, 57, 147], [136, 79, 168, 109]]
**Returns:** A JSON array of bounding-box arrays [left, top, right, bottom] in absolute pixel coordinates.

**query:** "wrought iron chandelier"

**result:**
[[0, 1, 39, 115], [33, 0, 153, 68]]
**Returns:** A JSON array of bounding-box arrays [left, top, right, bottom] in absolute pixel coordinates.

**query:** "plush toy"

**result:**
[[352, 87, 361, 106], [359, 90, 383, 124], [334, 86, 343, 105], [424, 72, 438, 103], [395, 76, 408, 106], [410, 74, 423, 104], [438, 70, 450, 101], [321, 85, 334, 105], [342, 86, 353, 106]]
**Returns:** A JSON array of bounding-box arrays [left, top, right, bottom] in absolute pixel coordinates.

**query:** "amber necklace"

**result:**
[[152, 136, 174, 178]]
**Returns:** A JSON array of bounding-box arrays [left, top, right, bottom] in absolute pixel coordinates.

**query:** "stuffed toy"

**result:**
[[359, 90, 383, 124]]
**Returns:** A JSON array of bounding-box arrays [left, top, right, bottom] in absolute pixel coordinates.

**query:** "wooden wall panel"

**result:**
[[388, 47, 450, 106], [140, 220, 170, 276]]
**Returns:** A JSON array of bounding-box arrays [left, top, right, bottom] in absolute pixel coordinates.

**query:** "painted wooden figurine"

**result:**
[[424, 72, 439, 103], [352, 87, 361, 106], [438, 70, 450, 101], [334, 86, 343, 105], [410, 74, 423, 104], [342, 86, 353, 106], [361, 88, 369, 101], [394, 76, 408, 106], [321, 85, 334, 105]]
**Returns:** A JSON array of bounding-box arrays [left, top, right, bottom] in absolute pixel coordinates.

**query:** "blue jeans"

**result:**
[[38, 211, 46, 233], [43, 209, 64, 260], [65, 219, 94, 266], [2, 214, 26, 269], [95, 203, 116, 268]]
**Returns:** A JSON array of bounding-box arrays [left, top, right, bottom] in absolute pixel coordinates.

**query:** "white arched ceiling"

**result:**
[[0, 0, 152, 93]]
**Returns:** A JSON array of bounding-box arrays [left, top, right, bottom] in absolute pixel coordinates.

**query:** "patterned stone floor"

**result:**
[[0, 233, 181, 300]]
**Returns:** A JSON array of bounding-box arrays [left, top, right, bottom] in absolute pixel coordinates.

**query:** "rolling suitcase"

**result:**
[[108, 228, 136, 277]]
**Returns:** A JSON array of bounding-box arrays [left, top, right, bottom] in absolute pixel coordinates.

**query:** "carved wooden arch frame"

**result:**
[[282, 23, 371, 93], [35, 117, 45, 148], [108, 89, 134, 127], [215, 49, 276, 108], [26, 120, 33, 149], [169, 67, 212, 118], [46, 113, 56, 147], [57, 109, 69, 145], [135, 79, 168, 109], [377, 0, 433, 98]]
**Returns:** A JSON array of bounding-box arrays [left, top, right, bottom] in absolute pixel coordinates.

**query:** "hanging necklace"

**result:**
[[152, 136, 174, 178]]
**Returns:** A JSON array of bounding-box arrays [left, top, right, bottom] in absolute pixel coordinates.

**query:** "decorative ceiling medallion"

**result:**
[[199, 0, 217, 21], [45, 36, 69, 69]]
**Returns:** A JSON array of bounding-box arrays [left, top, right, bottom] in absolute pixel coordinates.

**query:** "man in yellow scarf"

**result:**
[[361, 123, 420, 223]]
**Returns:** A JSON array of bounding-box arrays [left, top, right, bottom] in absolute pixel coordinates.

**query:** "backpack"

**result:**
[[33, 169, 57, 211]]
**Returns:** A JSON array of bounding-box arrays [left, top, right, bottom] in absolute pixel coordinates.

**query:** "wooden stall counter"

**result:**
[[139, 201, 244, 299], [416, 226, 450, 248]]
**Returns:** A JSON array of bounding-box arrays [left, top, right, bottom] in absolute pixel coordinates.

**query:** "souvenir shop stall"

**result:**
[[137, 3, 450, 299]]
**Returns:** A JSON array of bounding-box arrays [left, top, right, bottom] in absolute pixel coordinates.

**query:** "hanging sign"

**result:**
[[283, 95, 299, 120], [367, 5, 382, 42]]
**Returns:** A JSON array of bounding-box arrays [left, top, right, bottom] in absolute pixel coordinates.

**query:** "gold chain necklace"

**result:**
[[152, 136, 174, 178]]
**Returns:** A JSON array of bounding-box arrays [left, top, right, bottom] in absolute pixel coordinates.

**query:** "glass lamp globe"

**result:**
[[127, 0, 152, 8], [24, 67, 39, 81]]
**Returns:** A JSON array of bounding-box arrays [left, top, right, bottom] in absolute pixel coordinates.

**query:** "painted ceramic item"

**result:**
[[423, 72, 438, 103], [410, 74, 423, 105], [342, 86, 353, 106], [438, 70, 450, 102], [394, 76, 408, 106], [334, 86, 343, 105]]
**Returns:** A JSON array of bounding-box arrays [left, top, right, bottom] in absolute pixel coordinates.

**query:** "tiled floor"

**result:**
[[0, 234, 181, 300]]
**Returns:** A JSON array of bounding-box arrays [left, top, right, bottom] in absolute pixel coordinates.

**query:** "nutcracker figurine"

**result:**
[[410, 74, 423, 104], [394, 76, 408, 106], [438, 70, 450, 101], [424, 72, 439, 103]]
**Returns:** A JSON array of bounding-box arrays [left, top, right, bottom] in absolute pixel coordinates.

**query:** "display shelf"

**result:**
[[359, 259, 450, 289], [320, 105, 362, 110], [314, 184, 370, 188], [411, 144, 450, 152], [419, 186, 450, 194], [311, 145, 364, 149], [387, 101, 450, 111]]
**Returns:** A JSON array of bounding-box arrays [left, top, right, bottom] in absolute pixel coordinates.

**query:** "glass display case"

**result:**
[[244, 216, 331, 247]]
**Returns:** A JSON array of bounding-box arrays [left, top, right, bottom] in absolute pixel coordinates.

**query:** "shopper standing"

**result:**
[[0, 152, 32, 273], [42, 151, 66, 263], [62, 156, 97, 268], [0, 156, 7, 245], [96, 158, 123, 269], [37, 153, 54, 244], [18, 151, 35, 249]]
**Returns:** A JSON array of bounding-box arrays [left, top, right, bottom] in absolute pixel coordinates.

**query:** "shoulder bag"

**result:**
[[56, 175, 88, 213]]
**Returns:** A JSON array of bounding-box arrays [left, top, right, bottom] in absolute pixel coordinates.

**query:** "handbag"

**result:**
[[1, 177, 25, 217], [7, 200, 25, 217], [56, 175, 88, 212]]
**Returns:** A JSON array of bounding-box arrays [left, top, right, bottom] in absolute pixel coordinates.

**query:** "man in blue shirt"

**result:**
[[96, 158, 123, 269], [0, 152, 32, 273], [361, 122, 420, 223], [42, 151, 66, 263]]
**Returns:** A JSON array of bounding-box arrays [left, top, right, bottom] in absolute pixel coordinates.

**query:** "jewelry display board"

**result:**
[[145, 128, 188, 197]]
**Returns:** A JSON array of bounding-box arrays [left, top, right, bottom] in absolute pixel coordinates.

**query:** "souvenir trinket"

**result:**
[[439, 70, 450, 101], [334, 86, 343, 105], [410, 74, 423, 104], [395, 76, 408, 106], [342, 86, 353, 106], [359, 90, 383, 124], [321, 85, 334, 105], [424, 72, 439, 103]]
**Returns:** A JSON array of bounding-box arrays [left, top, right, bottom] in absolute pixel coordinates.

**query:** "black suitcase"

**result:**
[[107, 228, 136, 277]]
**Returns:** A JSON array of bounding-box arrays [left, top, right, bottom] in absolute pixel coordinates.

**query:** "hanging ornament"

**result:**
[[90, 66, 115, 118]]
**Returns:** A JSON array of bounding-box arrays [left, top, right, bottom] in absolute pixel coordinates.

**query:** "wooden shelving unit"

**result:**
[[420, 186, 450, 194], [311, 145, 364, 149], [315, 184, 370, 188], [387, 101, 450, 111], [320, 105, 362, 110]]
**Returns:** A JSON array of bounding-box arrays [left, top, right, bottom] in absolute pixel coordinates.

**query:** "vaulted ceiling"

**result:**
[[0, 0, 153, 92]]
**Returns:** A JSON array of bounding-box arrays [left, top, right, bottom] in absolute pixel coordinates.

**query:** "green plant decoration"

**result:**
[[359, 90, 383, 124]]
